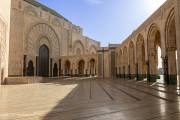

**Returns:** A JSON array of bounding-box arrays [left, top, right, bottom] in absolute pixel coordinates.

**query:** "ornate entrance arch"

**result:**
[[26, 23, 60, 77], [26, 23, 60, 57]]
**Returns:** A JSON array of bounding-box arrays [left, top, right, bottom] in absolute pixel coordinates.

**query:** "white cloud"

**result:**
[[85, 0, 103, 4]]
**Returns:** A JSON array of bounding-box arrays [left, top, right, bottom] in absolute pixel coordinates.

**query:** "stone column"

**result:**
[[36, 56, 38, 76], [59, 59, 61, 76], [149, 50, 157, 82], [50, 58, 53, 77], [23, 55, 27, 76], [119, 67, 121, 78], [167, 49, 177, 84], [123, 66, 125, 79], [146, 60, 150, 82], [162, 56, 169, 85], [128, 65, 131, 79], [136, 63, 139, 80], [175, 0, 180, 86]]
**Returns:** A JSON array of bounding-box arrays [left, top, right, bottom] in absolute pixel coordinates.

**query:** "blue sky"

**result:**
[[38, 0, 166, 47]]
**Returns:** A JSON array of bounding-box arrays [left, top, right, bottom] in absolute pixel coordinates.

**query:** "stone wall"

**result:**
[[0, 0, 11, 84]]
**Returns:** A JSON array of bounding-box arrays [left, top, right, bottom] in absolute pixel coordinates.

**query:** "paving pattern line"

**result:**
[[145, 111, 180, 120], [96, 81, 114, 101], [89, 79, 92, 100], [135, 82, 180, 96], [102, 80, 141, 101], [114, 80, 175, 102]]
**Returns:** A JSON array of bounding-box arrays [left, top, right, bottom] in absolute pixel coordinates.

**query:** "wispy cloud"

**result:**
[[85, 0, 103, 4]]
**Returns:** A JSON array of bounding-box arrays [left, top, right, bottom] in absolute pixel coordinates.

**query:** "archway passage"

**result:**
[[27, 60, 34, 76], [136, 34, 146, 80], [38, 45, 49, 77], [129, 41, 135, 79], [78, 60, 85, 75], [65, 60, 71, 76], [123, 47, 128, 78], [166, 10, 177, 85], [119, 50, 123, 78], [148, 25, 162, 82], [90, 59, 96, 76], [53, 63, 58, 77]]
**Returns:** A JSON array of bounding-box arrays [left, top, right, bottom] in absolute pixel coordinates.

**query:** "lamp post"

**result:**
[[102, 48, 105, 79]]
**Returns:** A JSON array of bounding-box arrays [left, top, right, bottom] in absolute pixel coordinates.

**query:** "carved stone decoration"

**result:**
[[73, 41, 85, 55], [0, 18, 7, 66], [24, 6, 38, 17], [52, 18, 63, 27], [0, 17, 7, 83], [26, 23, 60, 58]]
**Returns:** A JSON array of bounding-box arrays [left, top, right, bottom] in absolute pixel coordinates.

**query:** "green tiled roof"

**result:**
[[24, 0, 71, 23]]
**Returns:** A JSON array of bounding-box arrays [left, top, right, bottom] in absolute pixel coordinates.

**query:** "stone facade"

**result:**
[[98, 44, 118, 78], [8, 0, 100, 78], [0, 0, 100, 84], [0, 0, 11, 84]]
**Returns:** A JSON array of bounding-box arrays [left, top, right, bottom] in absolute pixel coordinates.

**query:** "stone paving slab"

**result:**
[[1, 78, 180, 120]]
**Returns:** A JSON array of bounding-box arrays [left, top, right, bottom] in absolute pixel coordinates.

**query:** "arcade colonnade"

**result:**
[[25, 54, 97, 77], [116, 0, 180, 85]]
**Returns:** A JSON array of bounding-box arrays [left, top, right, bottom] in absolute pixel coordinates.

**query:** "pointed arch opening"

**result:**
[[136, 34, 146, 80], [148, 25, 162, 83], [165, 9, 178, 85], [129, 41, 136, 79], [123, 46, 128, 78], [119, 50, 123, 77]]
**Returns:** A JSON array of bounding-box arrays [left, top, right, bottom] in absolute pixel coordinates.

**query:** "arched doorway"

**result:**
[[78, 60, 85, 75], [38, 45, 49, 77], [65, 60, 71, 76], [90, 59, 95, 76], [53, 63, 58, 77], [27, 60, 34, 76]]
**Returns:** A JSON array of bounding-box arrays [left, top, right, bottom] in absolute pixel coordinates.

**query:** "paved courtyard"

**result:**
[[1, 78, 180, 120]]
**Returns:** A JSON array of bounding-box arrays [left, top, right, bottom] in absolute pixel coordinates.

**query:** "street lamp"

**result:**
[[102, 47, 105, 79]]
